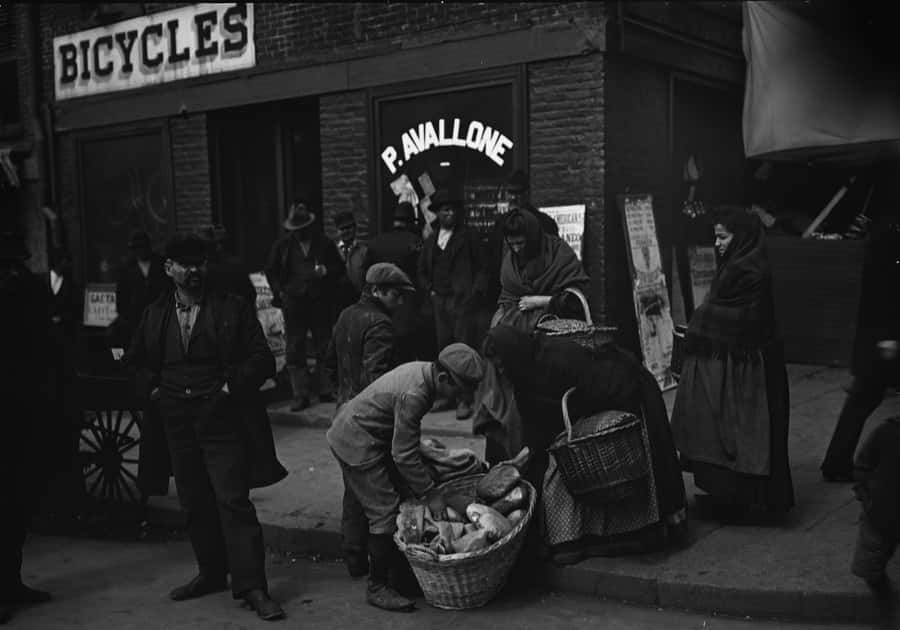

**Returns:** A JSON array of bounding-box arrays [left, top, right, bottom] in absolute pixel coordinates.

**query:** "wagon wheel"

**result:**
[[80, 406, 142, 505]]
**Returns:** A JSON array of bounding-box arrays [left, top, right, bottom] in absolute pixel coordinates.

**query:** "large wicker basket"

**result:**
[[548, 388, 650, 502], [535, 287, 617, 354], [393, 474, 536, 610]]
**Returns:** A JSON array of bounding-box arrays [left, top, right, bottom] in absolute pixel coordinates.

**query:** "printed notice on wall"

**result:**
[[541, 204, 585, 260], [688, 246, 717, 310], [249, 272, 286, 383], [617, 194, 677, 391], [83, 283, 117, 328]]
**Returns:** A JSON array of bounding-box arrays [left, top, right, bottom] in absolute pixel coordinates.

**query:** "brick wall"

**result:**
[[319, 92, 370, 241], [528, 53, 607, 324], [169, 113, 212, 233]]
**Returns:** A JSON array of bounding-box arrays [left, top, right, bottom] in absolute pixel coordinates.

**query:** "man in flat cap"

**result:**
[[123, 234, 288, 621], [266, 200, 343, 410], [324, 262, 416, 578], [326, 342, 485, 612]]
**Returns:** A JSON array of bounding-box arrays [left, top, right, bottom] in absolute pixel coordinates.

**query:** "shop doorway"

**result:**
[[208, 97, 322, 272]]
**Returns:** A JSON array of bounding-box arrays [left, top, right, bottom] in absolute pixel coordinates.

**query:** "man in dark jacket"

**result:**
[[333, 211, 368, 313], [822, 215, 900, 482], [123, 234, 287, 621], [265, 201, 343, 410], [418, 189, 489, 419], [0, 231, 52, 624], [202, 224, 256, 303], [325, 262, 415, 578], [364, 202, 431, 362], [113, 231, 169, 348]]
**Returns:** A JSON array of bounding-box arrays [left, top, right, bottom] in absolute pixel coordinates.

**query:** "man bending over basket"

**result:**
[[326, 343, 485, 612]]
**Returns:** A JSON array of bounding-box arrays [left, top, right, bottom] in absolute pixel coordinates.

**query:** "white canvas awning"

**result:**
[[742, 1, 900, 164]]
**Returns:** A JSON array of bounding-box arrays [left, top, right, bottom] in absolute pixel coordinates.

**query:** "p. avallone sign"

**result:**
[[380, 118, 514, 175], [54, 3, 255, 101]]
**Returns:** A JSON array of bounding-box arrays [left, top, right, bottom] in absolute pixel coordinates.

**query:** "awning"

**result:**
[[742, 1, 900, 164]]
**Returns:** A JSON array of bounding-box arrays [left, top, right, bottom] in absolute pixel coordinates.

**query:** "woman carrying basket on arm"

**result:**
[[671, 208, 794, 517], [490, 209, 590, 332], [476, 325, 687, 565]]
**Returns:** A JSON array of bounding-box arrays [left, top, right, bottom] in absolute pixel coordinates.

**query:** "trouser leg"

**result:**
[[194, 395, 267, 598], [160, 399, 229, 581], [340, 468, 369, 576], [283, 300, 311, 400], [432, 295, 456, 353], [852, 511, 898, 581], [822, 377, 886, 475], [310, 309, 335, 398]]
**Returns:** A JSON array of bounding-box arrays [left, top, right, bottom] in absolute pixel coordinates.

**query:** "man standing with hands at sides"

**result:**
[[123, 234, 288, 621], [266, 200, 343, 411], [327, 343, 485, 612]]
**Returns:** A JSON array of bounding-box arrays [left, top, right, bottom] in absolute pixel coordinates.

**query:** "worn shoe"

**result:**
[[7, 583, 51, 604], [243, 589, 286, 621], [366, 582, 415, 612], [430, 398, 454, 413], [455, 400, 473, 420], [289, 397, 311, 412], [169, 574, 228, 601]]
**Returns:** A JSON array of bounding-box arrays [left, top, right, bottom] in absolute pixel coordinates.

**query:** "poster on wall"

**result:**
[[541, 205, 585, 260], [617, 194, 677, 391], [688, 246, 717, 309], [83, 283, 117, 328], [249, 272, 286, 383]]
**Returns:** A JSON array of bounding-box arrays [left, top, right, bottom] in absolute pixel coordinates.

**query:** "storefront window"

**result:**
[[79, 128, 173, 282], [375, 79, 521, 234]]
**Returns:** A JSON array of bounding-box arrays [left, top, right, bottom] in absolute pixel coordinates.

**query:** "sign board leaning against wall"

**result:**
[[54, 3, 256, 101]]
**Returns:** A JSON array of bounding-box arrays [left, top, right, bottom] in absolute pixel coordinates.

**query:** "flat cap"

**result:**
[[437, 343, 485, 386], [334, 211, 356, 228], [365, 262, 415, 292]]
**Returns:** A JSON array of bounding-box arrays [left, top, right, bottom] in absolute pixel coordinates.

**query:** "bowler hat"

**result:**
[[431, 188, 463, 211], [365, 262, 415, 292], [165, 234, 208, 265], [0, 231, 30, 261], [129, 231, 151, 250], [284, 201, 316, 231], [393, 201, 416, 224], [334, 211, 356, 229], [437, 343, 485, 386]]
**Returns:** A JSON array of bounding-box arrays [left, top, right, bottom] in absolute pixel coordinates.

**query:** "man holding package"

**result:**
[[326, 343, 485, 612]]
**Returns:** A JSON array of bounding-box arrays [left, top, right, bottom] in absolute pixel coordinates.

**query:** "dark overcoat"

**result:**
[[851, 221, 900, 386], [417, 225, 489, 307], [123, 290, 288, 496]]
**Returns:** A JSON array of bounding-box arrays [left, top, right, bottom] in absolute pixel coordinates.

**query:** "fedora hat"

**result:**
[[0, 231, 30, 261], [431, 188, 463, 211], [393, 201, 416, 224], [284, 201, 316, 231]]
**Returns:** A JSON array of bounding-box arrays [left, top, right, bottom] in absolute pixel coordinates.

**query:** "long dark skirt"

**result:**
[[674, 341, 794, 513]]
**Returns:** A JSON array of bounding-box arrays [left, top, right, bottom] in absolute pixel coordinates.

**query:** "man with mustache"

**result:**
[[123, 234, 287, 621]]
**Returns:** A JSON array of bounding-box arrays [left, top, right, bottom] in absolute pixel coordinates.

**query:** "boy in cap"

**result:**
[[326, 343, 485, 612], [851, 415, 900, 599], [325, 262, 416, 578]]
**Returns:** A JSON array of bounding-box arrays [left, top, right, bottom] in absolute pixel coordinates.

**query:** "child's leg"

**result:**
[[852, 511, 893, 583]]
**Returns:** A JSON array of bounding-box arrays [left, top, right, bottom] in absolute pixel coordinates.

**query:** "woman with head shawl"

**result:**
[[671, 208, 794, 515], [490, 209, 590, 332], [474, 325, 687, 565]]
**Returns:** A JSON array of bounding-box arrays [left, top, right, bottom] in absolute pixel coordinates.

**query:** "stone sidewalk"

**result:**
[[146, 365, 900, 624]]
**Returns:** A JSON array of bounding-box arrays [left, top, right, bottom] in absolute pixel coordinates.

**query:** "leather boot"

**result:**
[[366, 535, 415, 612], [287, 366, 310, 412]]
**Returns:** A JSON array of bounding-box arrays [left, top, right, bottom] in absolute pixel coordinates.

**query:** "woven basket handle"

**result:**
[[561, 287, 592, 325], [561, 387, 577, 441], [535, 313, 558, 327]]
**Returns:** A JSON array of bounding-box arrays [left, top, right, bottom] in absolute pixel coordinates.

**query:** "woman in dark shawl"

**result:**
[[475, 325, 687, 564], [671, 209, 794, 514], [490, 209, 590, 332]]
